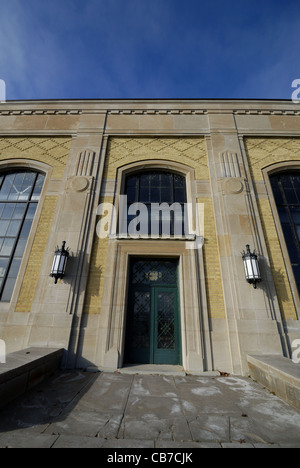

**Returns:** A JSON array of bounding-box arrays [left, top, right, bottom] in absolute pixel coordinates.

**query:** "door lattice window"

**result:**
[[157, 291, 176, 350], [132, 259, 177, 285], [125, 258, 181, 365], [131, 291, 151, 350]]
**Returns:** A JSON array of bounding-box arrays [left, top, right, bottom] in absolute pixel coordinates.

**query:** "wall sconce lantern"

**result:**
[[50, 241, 69, 284], [242, 244, 261, 289]]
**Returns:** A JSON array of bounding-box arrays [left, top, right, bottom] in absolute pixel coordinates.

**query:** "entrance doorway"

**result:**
[[125, 258, 182, 365]]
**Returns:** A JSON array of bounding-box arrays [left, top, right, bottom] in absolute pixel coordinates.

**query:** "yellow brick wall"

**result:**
[[0, 136, 71, 178], [104, 137, 210, 180], [84, 137, 225, 319], [199, 197, 226, 319], [0, 136, 72, 311], [15, 196, 58, 313], [245, 137, 300, 181], [245, 137, 299, 320], [82, 197, 112, 315]]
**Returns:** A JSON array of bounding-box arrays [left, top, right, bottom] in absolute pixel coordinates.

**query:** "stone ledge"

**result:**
[[0, 347, 64, 409], [247, 354, 300, 411]]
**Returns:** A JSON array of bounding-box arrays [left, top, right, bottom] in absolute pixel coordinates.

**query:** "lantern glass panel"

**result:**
[[58, 254, 67, 274], [50, 243, 69, 282], [52, 251, 61, 272], [244, 258, 253, 279], [251, 258, 260, 278]]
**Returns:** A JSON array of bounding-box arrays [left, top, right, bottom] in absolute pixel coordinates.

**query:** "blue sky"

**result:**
[[0, 0, 299, 101]]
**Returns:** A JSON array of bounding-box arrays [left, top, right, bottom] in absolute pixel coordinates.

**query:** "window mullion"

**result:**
[[28, 172, 38, 200], [271, 173, 300, 302], [281, 175, 300, 253], [0, 200, 31, 300], [0, 170, 44, 303], [124, 170, 187, 239], [171, 174, 175, 205]]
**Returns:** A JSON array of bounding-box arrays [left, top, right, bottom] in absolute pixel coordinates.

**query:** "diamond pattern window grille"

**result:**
[[132, 260, 177, 285], [131, 291, 151, 350], [157, 292, 176, 350], [124, 170, 187, 236]]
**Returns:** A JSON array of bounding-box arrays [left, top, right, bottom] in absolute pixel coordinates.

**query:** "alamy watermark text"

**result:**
[[291, 79, 300, 103], [96, 196, 204, 250], [0, 79, 6, 102], [0, 339, 6, 364], [292, 339, 300, 364]]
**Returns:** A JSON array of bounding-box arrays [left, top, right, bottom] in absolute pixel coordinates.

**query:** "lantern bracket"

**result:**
[[50, 241, 70, 284], [242, 244, 262, 289]]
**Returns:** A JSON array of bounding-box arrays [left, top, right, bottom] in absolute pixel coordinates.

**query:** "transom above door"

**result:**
[[125, 257, 182, 365]]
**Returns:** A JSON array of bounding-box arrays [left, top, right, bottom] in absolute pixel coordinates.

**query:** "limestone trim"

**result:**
[[0, 109, 82, 116], [95, 239, 212, 373], [113, 159, 198, 234], [0, 158, 52, 177], [75, 150, 96, 177], [263, 162, 300, 317], [219, 151, 242, 178], [106, 109, 208, 116]]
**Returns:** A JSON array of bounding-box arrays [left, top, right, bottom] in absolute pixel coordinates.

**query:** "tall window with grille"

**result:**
[[270, 172, 300, 297], [0, 170, 45, 302], [123, 170, 187, 237]]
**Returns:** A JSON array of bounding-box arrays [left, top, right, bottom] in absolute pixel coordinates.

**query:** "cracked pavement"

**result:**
[[0, 370, 300, 448]]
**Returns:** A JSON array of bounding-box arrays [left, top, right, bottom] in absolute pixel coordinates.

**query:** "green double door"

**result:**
[[125, 258, 182, 366]]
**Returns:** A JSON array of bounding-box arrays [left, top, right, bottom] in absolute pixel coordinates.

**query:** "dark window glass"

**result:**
[[124, 171, 187, 236], [270, 172, 300, 296], [0, 170, 45, 302]]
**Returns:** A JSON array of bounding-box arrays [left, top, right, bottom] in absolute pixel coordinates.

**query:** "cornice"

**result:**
[[0, 98, 300, 117]]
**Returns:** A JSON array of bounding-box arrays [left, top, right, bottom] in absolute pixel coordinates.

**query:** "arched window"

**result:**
[[0, 170, 45, 302], [122, 170, 187, 237], [270, 172, 300, 297]]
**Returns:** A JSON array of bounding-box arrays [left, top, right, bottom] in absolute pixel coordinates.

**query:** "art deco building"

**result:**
[[0, 98, 299, 376]]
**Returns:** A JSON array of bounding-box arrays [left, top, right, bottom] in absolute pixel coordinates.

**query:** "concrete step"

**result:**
[[247, 354, 300, 411], [0, 347, 64, 409]]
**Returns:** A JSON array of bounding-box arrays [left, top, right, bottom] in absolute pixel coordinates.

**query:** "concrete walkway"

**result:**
[[0, 369, 300, 448]]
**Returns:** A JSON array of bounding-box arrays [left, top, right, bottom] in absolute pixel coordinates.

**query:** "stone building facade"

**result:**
[[0, 98, 299, 376]]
